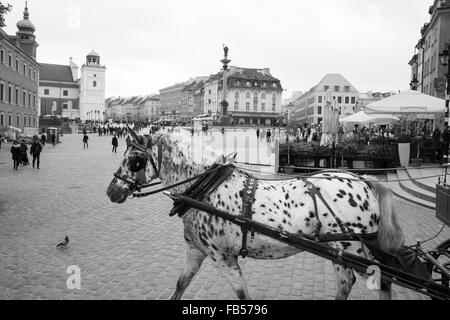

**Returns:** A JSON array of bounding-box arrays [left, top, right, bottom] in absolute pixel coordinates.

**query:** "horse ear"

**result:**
[[127, 125, 140, 142]]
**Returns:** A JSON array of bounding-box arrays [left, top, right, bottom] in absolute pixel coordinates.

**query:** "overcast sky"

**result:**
[[4, 0, 432, 99]]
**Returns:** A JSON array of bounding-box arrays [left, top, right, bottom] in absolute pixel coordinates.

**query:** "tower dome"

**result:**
[[86, 50, 101, 65], [16, 2, 35, 35]]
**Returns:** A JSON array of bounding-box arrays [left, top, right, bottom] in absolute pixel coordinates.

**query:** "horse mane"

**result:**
[[148, 131, 221, 166]]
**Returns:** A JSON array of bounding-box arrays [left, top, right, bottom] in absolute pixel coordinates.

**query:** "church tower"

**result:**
[[16, 1, 39, 59], [80, 50, 106, 122]]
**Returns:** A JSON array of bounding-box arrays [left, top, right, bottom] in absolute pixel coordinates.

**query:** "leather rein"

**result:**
[[113, 141, 227, 198]]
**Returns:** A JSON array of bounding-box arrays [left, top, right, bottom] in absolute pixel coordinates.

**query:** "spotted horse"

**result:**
[[106, 129, 405, 300]]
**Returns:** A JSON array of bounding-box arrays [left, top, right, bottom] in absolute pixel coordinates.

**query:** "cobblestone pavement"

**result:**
[[0, 133, 449, 300]]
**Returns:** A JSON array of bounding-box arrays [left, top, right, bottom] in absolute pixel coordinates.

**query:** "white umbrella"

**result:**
[[365, 90, 445, 114], [340, 111, 399, 124]]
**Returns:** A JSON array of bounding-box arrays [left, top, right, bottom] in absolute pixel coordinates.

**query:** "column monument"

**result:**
[[220, 44, 231, 125]]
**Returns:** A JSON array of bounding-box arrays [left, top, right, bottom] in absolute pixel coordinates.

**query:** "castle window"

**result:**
[[8, 54, 12, 67], [261, 103, 265, 111], [0, 82, 4, 101], [93, 81, 97, 87], [17, 114, 20, 126], [44, 89, 49, 95], [8, 114, 12, 126], [351, 97, 356, 104], [63, 90, 68, 97], [0, 113, 3, 126], [23, 63, 26, 75], [23, 91, 26, 106], [15, 88, 18, 105], [0, 49, 3, 63], [8, 85, 12, 103], [246, 102, 250, 111]]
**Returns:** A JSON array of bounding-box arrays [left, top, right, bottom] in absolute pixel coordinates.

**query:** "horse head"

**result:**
[[107, 128, 235, 203], [106, 126, 160, 204]]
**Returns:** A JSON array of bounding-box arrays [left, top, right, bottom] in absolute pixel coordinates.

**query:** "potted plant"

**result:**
[[397, 134, 411, 167]]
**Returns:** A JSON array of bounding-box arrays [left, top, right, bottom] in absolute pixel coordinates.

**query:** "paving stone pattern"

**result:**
[[0, 134, 448, 300]]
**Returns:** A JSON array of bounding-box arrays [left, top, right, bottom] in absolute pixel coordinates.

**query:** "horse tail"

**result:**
[[363, 176, 405, 253]]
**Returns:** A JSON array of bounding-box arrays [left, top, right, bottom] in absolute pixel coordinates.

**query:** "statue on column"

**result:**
[[223, 44, 229, 59]]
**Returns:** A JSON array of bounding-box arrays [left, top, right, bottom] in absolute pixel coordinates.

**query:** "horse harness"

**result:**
[[167, 165, 377, 259], [115, 144, 378, 259]]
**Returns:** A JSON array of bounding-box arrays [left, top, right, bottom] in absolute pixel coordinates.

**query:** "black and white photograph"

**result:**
[[0, 0, 450, 308]]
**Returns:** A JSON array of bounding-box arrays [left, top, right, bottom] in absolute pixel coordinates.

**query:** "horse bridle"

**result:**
[[113, 141, 161, 192]]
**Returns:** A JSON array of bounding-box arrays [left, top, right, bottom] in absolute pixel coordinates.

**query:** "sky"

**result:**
[[4, 0, 432, 99]]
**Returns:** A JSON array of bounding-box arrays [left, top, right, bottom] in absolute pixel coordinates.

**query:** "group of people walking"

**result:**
[[10, 136, 42, 170]]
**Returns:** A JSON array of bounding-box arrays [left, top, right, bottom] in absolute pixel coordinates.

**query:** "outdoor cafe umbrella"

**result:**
[[365, 90, 446, 114], [340, 111, 400, 124]]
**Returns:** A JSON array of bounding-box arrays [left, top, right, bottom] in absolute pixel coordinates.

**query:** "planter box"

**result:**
[[436, 184, 450, 226]]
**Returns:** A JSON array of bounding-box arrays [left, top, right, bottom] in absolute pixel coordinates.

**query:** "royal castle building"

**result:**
[[0, 3, 39, 135]]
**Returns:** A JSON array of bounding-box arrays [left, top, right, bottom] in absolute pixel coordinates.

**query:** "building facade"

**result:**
[[159, 81, 190, 122], [204, 66, 284, 125], [39, 51, 106, 122], [292, 74, 359, 125], [39, 59, 80, 120], [0, 3, 39, 135], [105, 95, 160, 122], [409, 0, 450, 124]]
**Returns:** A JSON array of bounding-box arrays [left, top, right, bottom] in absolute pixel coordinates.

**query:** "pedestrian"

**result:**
[[256, 128, 260, 140], [83, 126, 87, 135], [442, 125, 450, 165], [41, 132, 46, 146], [30, 136, 42, 169], [83, 134, 89, 149], [11, 141, 21, 170], [112, 135, 118, 153], [266, 129, 272, 143], [20, 139, 29, 166], [433, 127, 442, 163], [125, 134, 132, 147], [51, 133, 56, 147], [191, 128, 195, 137]]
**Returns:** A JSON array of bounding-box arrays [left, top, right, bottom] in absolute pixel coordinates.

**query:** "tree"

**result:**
[[0, 2, 12, 28]]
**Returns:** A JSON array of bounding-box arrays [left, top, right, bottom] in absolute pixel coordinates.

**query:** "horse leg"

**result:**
[[333, 263, 356, 300], [213, 257, 251, 300], [170, 244, 206, 300], [378, 280, 392, 300]]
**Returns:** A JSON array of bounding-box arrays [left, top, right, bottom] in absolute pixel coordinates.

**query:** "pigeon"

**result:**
[[56, 236, 69, 248]]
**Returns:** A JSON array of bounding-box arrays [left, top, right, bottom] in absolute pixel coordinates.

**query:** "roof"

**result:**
[[205, 67, 281, 85], [227, 66, 279, 82], [39, 63, 76, 82], [314, 74, 359, 93], [87, 50, 100, 57]]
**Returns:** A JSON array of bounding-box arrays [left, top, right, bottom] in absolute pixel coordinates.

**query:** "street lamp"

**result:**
[[409, 77, 419, 91]]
